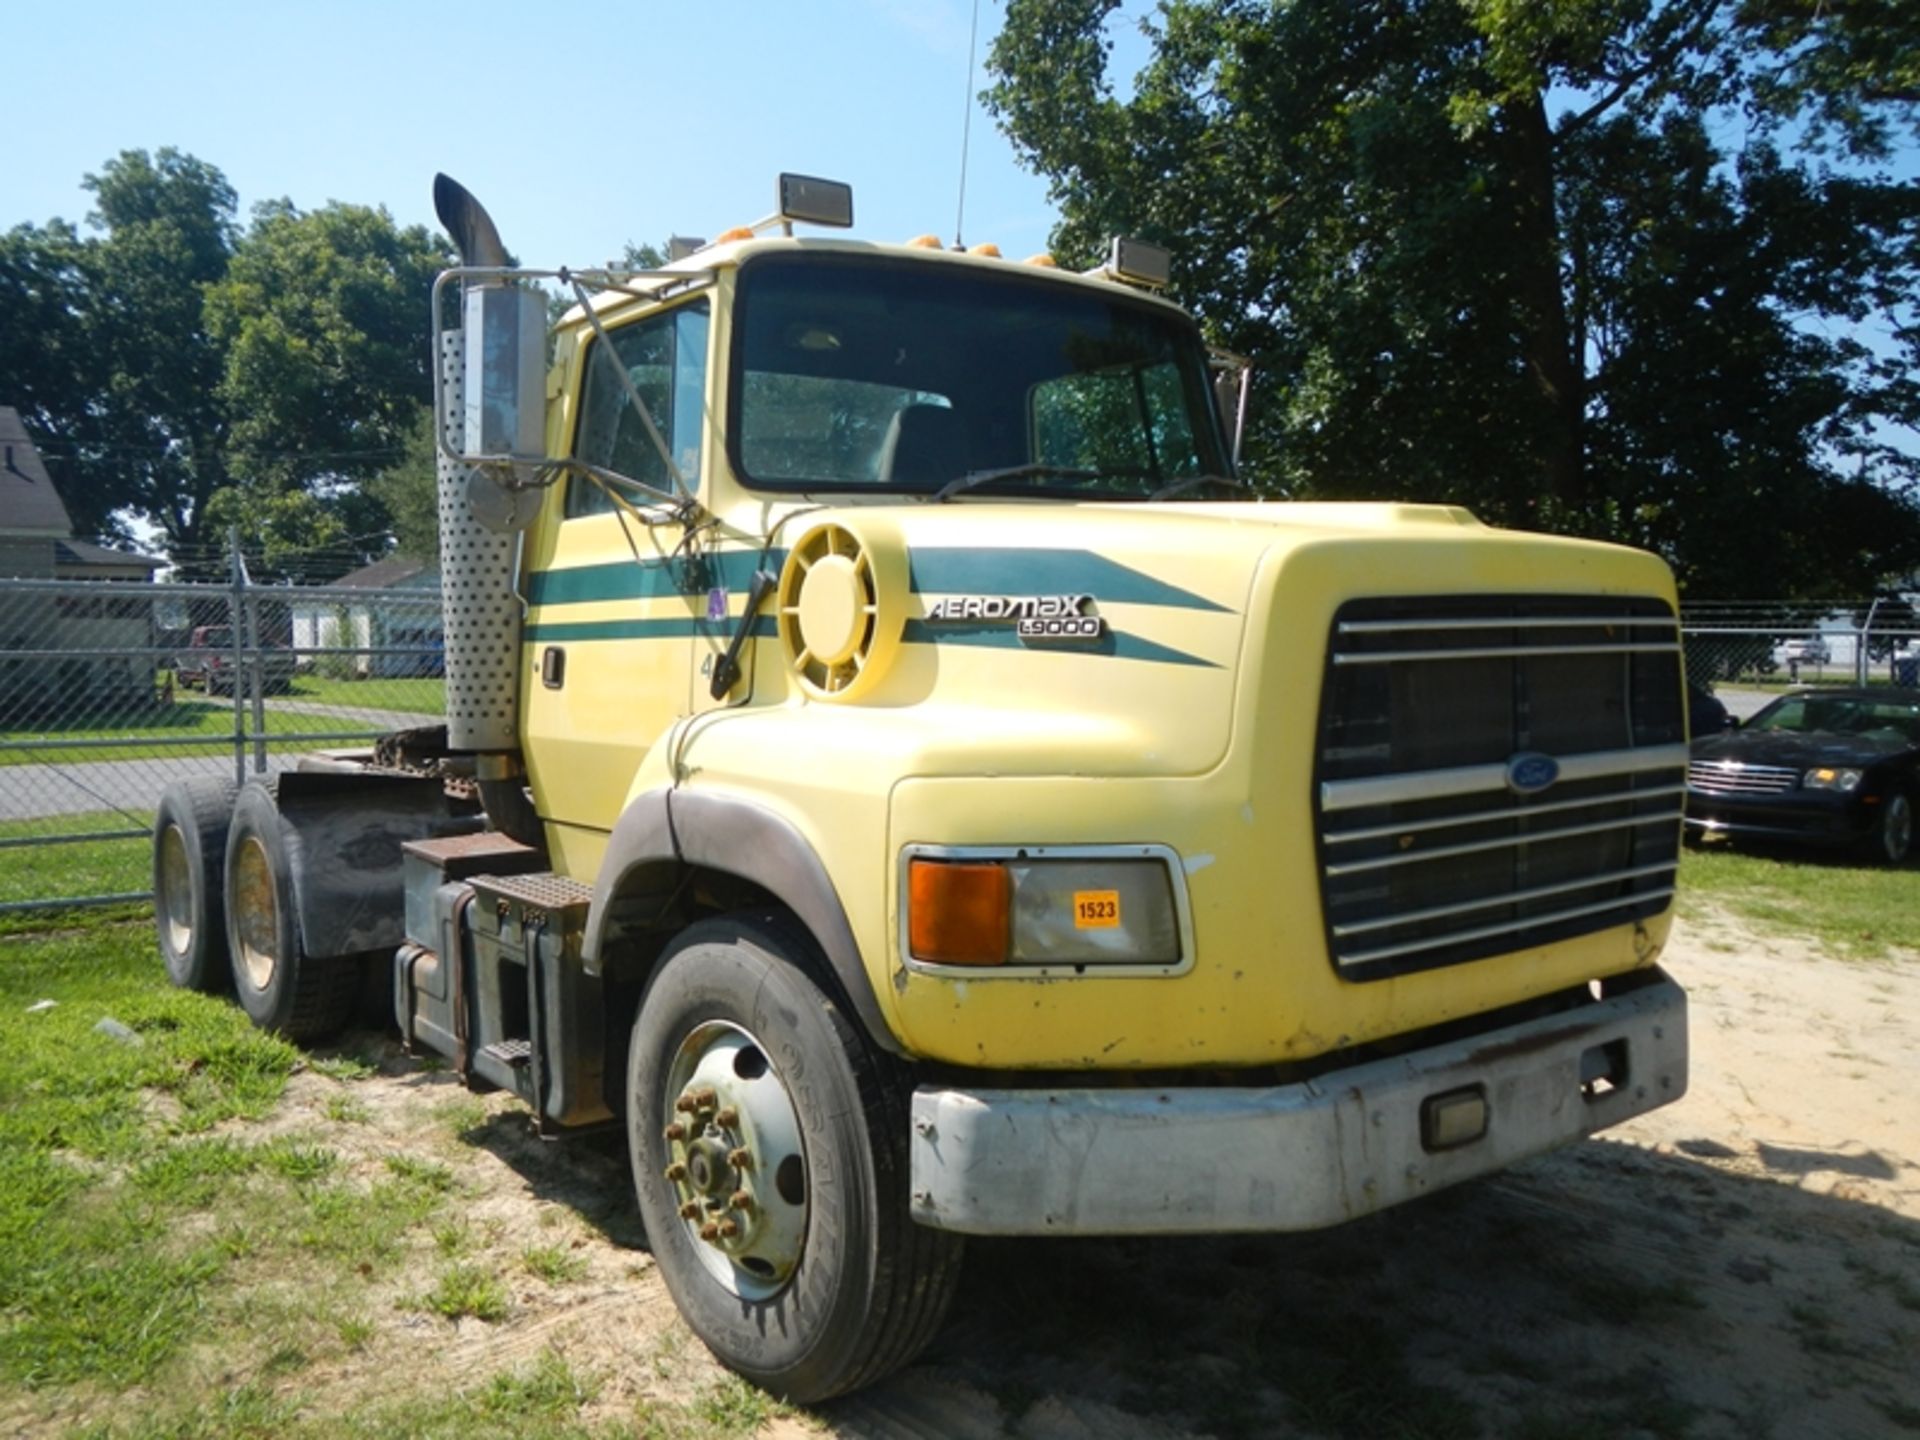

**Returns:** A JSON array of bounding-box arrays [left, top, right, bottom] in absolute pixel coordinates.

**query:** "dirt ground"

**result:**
[[77, 907, 1920, 1437]]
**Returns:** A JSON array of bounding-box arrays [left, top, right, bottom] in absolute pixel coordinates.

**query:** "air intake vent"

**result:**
[[1315, 596, 1684, 980], [775, 519, 907, 701]]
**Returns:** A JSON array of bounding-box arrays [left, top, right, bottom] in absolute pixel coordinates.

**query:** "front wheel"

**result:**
[[1869, 791, 1914, 866], [627, 912, 962, 1403]]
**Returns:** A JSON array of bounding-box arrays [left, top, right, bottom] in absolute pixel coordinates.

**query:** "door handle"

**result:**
[[541, 646, 566, 689]]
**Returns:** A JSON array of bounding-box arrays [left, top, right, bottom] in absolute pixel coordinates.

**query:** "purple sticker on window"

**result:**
[[707, 587, 728, 621]]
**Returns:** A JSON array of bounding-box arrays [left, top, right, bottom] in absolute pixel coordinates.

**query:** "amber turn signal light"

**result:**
[[908, 860, 1010, 966]]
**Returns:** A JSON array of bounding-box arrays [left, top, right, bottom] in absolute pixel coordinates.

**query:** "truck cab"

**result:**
[[154, 174, 1689, 1404]]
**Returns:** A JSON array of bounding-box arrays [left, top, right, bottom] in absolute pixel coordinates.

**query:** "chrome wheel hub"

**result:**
[[232, 835, 278, 991], [662, 1022, 808, 1300], [158, 823, 194, 956]]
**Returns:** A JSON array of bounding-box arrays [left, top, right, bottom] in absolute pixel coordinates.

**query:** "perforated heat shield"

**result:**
[[437, 328, 524, 752]]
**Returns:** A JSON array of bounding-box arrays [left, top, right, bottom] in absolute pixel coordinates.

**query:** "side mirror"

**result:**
[[1208, 347, 1251, 469], [430, 175, 550, 527]]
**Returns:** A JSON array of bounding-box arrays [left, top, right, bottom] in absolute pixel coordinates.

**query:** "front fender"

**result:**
[[582, 788, 903, 1056]]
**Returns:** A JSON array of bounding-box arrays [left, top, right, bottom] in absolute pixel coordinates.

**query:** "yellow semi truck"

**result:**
[[152, 174, 1689, 1402]]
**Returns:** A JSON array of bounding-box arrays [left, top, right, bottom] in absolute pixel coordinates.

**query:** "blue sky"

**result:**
[[5, 0, 1154, 267]]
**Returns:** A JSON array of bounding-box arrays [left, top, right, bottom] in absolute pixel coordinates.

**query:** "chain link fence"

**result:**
[[1680, 600, 1920, 723], [0, 564, 444, 919]]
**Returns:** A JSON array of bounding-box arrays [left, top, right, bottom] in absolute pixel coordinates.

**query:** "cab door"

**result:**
[[521, 301, 711, 846]]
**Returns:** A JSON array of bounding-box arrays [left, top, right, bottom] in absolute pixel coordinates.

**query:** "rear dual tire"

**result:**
[[153, 776, 238, 991], [222, 782, 358, 1042]]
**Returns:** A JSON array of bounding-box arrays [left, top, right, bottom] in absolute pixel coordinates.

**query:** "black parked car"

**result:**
[[1685, 689, 1920, 863]]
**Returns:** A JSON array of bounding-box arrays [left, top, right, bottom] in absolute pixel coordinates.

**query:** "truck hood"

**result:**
[[794, 498, 1665, 780]]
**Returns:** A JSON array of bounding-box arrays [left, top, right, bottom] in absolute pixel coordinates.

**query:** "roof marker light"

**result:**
[[1102, 236, 1172, 290], [777, 173, 854, 229]]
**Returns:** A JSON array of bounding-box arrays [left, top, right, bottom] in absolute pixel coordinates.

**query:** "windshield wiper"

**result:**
[[933, 464, 1105, 502], [1149, 473, 1247, 501]]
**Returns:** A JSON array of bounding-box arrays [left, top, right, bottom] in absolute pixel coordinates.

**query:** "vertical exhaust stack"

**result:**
[[432, 174, 544, 846]]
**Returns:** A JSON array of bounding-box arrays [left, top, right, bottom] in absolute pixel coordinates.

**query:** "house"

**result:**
[[0, 407, 167, 712], [293, 553, 443, 679]]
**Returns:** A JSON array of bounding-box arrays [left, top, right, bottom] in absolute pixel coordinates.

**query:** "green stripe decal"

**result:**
[[907, 549, 1228, 613], [528, 547, 1228, 614], [525, 617, 778, 643], [900, 620, 1218, 669], [525, 615, 1211, 668], [527, 551, 777, 606], [524, 545, 1227, 668]]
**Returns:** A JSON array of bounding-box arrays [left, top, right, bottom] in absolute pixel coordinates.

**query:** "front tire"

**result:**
[[152, 776, 237, 990], [223, 782, 358, 1041], [627, 911, 962, 1403], [1870, 791, 1914, 866]]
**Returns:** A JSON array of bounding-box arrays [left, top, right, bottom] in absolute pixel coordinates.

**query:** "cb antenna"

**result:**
[[954, 0, 982, 249]]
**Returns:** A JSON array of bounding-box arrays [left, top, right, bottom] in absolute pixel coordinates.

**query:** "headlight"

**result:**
[[1803, 767, 1863, 791], [906, 851, 1184, 969]]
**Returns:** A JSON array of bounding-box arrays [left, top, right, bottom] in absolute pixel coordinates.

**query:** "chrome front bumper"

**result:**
[[907, 971, 1687, 1235]]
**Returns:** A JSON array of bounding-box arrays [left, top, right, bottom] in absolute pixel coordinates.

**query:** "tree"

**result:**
[[207, 200, 450, 494], [0, 149, 239, 550], [0, 221, 92, 466], [985, 0, 1920, 597], [362, 405, 441, 561], [0, 153, 455, 573]]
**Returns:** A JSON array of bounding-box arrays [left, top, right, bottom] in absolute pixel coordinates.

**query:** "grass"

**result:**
[[1677, 845, 1920, 960], [418, 1263, 510, 1322], [0, 916, 479, 1414], [75, 1353, 786, 1440], [288, 674, 443, 717], [0, 812, 153, 929], [522, 1242, 590, 1285], [0, 920, 301, 1388], [0, 670, 439, 776], [0, 694, 386, 768], [1561, 1273, 1704, 1326]]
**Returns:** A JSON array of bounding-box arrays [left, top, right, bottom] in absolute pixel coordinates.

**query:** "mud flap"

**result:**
[[272, 770, 479, 961]]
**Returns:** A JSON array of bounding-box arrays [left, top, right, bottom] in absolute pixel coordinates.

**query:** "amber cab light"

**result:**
[[908, 860, 1010, 966]]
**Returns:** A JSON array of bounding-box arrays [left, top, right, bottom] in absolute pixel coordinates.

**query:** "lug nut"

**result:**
[[663, 1122, 687, 1142], [678, 1201, 700, 1219], [717, 1218, 740, 1239], [727, 1147, 752, 1170], [728, 1189, 753, 1212], [698, 1221, 720, 1241], [715, 1105, 740, 1128], [691, 1087, 718, 1110], [664, 1162, 687, 1182], [673, 1095, 697, 1114]]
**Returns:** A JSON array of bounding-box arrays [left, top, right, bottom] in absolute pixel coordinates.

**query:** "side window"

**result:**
[[568, 302, 709, 518]]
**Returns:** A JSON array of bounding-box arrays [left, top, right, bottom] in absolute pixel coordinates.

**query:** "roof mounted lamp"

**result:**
[[1086, 236, 1172, 291]]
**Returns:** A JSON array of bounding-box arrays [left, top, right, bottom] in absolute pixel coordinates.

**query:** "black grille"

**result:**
[[1687, 760, 1797, 796], [1315, 595, 1684, 981]]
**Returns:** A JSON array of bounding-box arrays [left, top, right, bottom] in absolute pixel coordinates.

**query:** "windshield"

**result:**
[[728, 252, 1229, 496], [1748, 694, 1920, 743]]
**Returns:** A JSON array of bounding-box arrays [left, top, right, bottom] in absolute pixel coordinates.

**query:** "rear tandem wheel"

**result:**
[[221, 781, 359, 1042]]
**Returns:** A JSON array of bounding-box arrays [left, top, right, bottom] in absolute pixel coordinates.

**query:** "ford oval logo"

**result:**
[[1505, 752, 1560, 795]]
